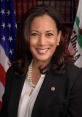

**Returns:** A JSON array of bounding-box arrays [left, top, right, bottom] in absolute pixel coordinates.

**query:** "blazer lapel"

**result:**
[[32, 72, 57, 117], [32, 71, 66, 117]]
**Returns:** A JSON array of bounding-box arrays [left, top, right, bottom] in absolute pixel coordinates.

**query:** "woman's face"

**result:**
[[29, 14, 61, 63]]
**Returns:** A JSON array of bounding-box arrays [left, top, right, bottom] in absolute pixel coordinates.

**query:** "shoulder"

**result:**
[[66, 62, 81, 78], [66, 62, 81, 74], [6, 64, 25, 82], [6, 65, 15, 75], [6, 64, 21, 84], [6, 64, 22, 78], [65, 62, 82, 89], [5, 65, 16, 88], [6, 65, 16, 80]]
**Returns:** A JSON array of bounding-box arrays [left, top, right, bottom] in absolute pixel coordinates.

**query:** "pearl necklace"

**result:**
[[27, 61, 35, 88]]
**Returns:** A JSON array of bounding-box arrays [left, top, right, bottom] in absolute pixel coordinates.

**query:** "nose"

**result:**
[[38, 34, 46, 46]]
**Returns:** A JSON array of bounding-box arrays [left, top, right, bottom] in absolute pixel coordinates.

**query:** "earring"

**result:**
[[57, 42, 59, 46]]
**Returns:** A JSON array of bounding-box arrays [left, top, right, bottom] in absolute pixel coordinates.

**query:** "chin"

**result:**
[[35, 56, 51, 63]]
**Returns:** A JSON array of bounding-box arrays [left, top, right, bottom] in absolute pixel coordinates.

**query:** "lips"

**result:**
[[36, 48, 49, 54]]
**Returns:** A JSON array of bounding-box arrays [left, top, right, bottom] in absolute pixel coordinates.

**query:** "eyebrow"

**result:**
[[30, 30, 55, 33]]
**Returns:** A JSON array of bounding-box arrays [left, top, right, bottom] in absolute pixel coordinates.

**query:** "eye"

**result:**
[[30, 32, 38, 36], [46, 33, 54, 37]]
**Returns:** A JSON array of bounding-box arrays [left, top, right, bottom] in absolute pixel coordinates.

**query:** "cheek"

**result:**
[[29, 39, 37, 47], [49, 38, 58, 47], [49, 39, 58, 52]]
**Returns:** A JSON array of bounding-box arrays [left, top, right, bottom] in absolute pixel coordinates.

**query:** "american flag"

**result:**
[[0, 0, 17, 110]]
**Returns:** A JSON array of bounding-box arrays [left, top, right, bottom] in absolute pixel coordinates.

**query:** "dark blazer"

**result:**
[[1, 63, 82, 117]]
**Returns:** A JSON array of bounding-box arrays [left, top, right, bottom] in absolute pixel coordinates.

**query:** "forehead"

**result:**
[[30, 14, 57, 31]]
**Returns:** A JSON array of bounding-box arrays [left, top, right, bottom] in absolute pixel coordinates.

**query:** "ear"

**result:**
[[57, 31, 62, 45]]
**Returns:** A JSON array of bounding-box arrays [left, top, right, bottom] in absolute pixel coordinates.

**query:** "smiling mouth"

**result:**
[[36, 48, 49, 54]]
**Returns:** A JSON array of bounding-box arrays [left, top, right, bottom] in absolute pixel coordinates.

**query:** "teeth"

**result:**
[[37, 48, 48, 54]]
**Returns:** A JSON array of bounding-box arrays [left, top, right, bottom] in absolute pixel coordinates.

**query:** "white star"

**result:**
[[6, 10, 10, 15], [15, 23, 17, 29], [2, 35, 5, 41], [0, 9, 5, 15], [9, 49, 13, 55], [1, 23, 5, 29], [8, 36, 13, 42], [7, 23, 11, 28], [14, 10, 16, 15]]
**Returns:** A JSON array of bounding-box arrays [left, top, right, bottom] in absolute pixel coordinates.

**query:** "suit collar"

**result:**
[[32, 72, 57, 117]]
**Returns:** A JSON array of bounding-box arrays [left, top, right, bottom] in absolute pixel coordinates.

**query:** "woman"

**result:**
[[1, 4, 82, 117]]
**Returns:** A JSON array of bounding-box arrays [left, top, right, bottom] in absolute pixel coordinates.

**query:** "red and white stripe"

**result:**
[[0, 45, 10, 110]]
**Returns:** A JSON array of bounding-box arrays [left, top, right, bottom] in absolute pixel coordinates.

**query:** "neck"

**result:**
[[32, 61, 41, 84], [32, 59, 50, 71]]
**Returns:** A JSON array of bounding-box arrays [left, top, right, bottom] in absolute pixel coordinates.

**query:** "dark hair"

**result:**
[[14, 4, 66, 75]]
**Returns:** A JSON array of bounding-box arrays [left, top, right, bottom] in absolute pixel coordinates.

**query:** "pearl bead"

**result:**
[[27, 61, 35, 88]]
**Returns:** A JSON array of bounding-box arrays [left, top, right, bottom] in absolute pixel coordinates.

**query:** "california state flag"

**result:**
[[68, 0, 82, 68]]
